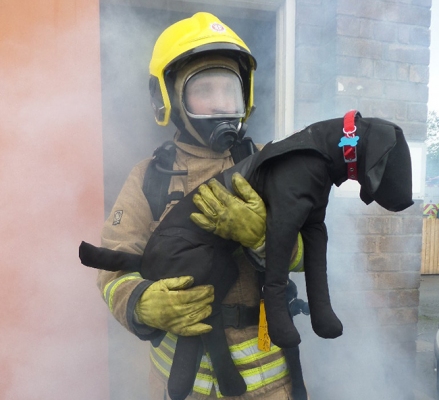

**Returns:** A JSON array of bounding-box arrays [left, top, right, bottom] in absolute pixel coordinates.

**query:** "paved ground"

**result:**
[[415, 275, 439, 400]]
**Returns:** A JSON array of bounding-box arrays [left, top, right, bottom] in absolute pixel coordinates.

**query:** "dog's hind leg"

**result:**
[[201, 250, 247, 396], [283, 346, 308, 400], [203, 313, 247, 396], [167, 336, 203, 400], [301, 225, 343, 339]]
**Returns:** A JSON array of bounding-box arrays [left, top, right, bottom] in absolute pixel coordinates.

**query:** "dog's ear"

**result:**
[[361, 120, 397, 194], [359, 119, 413, 211]]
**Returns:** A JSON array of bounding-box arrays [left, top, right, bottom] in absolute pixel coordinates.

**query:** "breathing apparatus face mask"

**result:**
[[182, 67, 246, 152]]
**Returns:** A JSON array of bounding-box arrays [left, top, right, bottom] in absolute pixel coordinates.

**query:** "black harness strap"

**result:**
[[230, 136, 258, 161], [142, 141, 185, 221], [221, 304, 259, 328]]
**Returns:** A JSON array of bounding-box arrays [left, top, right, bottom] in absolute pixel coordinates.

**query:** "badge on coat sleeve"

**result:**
[[112, 210, 123, 225]]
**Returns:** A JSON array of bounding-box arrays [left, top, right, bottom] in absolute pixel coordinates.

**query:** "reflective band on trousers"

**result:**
[[150, 333, 289, 397], [103, 272, 143, 312]]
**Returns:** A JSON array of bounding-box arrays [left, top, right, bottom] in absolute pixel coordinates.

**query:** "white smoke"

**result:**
[[293, 195, 418, 399], [0, 11, 110, 400]]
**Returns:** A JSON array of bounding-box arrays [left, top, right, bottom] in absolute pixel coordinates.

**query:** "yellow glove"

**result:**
[[190, 172, 266, 250], [135, 276, 214, 336]]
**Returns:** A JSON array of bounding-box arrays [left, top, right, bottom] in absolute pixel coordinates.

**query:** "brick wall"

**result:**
[[295, 0, 336, 128], [294, 1, 430, 398], [295, 0, 431, 139], [326, 198, 422, 397]]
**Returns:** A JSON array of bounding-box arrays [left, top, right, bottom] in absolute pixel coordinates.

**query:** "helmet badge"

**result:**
[[210, 23, 226, 33]]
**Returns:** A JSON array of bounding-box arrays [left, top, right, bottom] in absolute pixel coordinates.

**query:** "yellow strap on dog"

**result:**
[[258, 300, 271, 352]]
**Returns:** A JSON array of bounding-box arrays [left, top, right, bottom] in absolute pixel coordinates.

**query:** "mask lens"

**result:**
[[183, 68, 245, 118]]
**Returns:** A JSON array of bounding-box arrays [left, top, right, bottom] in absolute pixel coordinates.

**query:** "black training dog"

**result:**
[[79, 112, 413, 400]]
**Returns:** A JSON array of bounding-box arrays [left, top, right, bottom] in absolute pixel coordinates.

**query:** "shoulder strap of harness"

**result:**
[[143, 137, 259, 221], [230, 136, 258, 161], [142, 141, 186, 221]]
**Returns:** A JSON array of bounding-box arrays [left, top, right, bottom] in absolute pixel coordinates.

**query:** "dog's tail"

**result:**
[[79, 241, 142, 272]]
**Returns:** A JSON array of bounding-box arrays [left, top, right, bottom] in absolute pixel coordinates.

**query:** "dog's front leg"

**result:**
[[264, 279, 302, 347], [301, 222, 343, 339], [263, 226, 302, 347]]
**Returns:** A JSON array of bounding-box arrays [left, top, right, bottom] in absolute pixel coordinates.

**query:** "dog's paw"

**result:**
[[269, 323, 302, 348], [311, 313, 343, 339]]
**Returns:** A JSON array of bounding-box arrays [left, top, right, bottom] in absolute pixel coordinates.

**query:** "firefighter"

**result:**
[[97, 12, 304, 399]]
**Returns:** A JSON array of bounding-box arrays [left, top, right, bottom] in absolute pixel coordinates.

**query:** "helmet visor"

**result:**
[[183, 68, 245, 119]]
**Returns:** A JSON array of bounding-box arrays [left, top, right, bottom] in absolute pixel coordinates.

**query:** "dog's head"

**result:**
[[259, 114, 414, 212], [356, 118, 413, 212]]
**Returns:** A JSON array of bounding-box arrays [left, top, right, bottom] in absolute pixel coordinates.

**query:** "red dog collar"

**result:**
[[340, 110, 361, 180]]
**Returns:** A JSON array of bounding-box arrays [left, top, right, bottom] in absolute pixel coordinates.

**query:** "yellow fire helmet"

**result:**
[[149, 12, 257, 126]]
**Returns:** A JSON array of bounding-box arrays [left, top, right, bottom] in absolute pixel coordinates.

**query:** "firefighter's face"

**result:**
[[183, 68, 245, 118]]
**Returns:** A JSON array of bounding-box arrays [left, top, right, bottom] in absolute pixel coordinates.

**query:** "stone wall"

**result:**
[[295, 0, 430, 140], [294, 1, 430, 398]]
